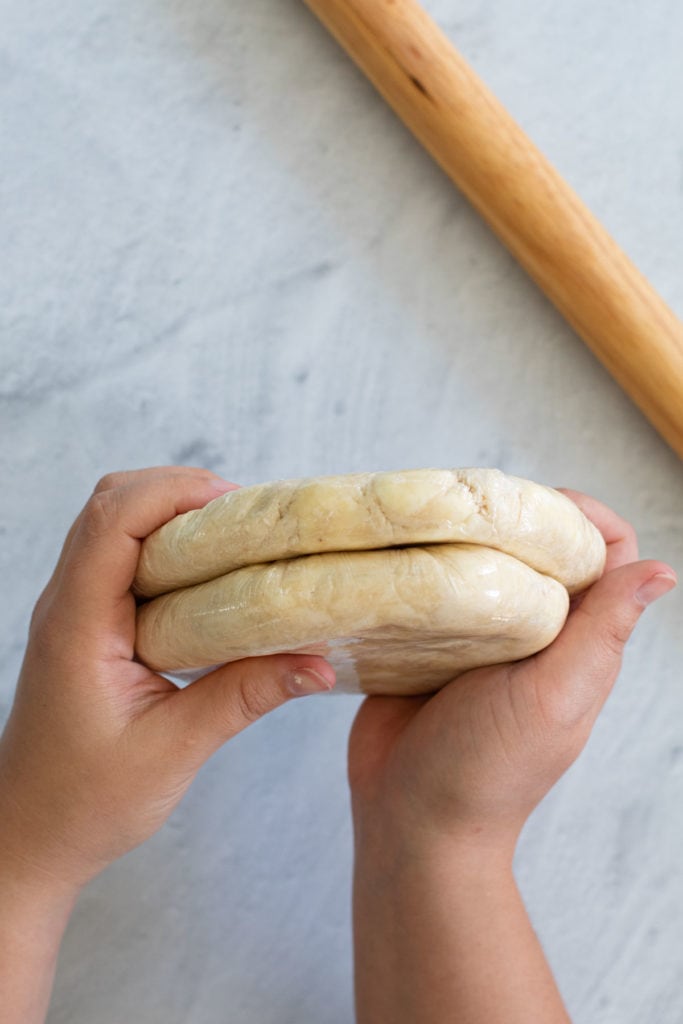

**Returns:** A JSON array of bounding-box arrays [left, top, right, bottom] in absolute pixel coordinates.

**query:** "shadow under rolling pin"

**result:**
[[302, 0, 683, 461]]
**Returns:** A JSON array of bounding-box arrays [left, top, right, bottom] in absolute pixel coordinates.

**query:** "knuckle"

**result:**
[[28, 589, 50, 635], [576, 603, 633, 661], [621, 520, 638, 548], [93, 472, 125, 493], [617, 524, 639, 560], [234, 675, 275, 724], [535, 670, 595, 735], [81, 488, 121, 538], [27, 605, 64, 661], [540, 689, 585, 732], [182, 466, 217, 479], [599, 618, 633, 659]]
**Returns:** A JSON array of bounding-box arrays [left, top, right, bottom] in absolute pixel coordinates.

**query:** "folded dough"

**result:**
[[133, 468, 606, 696], [134, 468, 605, 598], [135, 543, 570, 695]]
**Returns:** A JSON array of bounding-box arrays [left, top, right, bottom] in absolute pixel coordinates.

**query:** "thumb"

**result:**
[[174, 653, 336, 760], [530, 559, 676, 727]]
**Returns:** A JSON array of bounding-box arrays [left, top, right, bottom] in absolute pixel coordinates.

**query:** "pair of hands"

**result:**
[[0, 466, 676, 897]]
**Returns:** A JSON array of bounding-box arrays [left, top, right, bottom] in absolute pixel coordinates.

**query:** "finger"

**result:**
[[556, 488, 638, 572], [46, 468, 240, 595], [55, 473, 238, 630], [172, 654, 336, 760], [528, 559, 676, 729], [92, 466, 231, 494]]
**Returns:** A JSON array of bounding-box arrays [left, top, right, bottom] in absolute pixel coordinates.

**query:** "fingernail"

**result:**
[[210, 478, 239, 494], [635, 573, 677, 607], [284, 668, 335, 697]]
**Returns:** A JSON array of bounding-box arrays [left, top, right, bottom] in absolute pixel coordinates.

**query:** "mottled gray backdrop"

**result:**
[[2, 0, 682, 1020]]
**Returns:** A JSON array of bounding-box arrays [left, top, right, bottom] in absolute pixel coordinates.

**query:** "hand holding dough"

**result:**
[[133, 468, 606, 696]]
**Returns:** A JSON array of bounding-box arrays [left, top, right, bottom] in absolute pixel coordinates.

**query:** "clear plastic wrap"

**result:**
[[136, 543, 570, 696], [134, 468, 606, 697]]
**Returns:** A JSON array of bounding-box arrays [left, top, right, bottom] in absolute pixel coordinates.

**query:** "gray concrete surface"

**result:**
[[1, 0, 682, 1020]]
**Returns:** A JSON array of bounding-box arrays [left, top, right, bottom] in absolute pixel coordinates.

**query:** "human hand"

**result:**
[[0, 467, 336, 894], [348, 491, 676, 855]]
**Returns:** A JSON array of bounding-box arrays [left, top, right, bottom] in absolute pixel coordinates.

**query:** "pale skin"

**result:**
[[0, 468, 676, 1023], [348, 490, 677, 1023]]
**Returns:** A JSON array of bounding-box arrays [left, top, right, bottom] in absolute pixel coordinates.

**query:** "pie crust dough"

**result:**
[[135, 543, 570, 695], [134, 468, 605, 598], [133, 468, 606, 696]]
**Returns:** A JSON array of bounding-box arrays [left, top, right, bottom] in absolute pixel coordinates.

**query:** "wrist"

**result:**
[[351, 805, 528, 1024], [0, 836, 80, 1024], [0, 755, 94, 895], [0, 783, 84, 913], [0, 843, 82, 929], [351, 795, 520, 877]]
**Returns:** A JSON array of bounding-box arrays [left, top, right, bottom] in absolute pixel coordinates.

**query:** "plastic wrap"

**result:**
[[135, 542, 570, 696]]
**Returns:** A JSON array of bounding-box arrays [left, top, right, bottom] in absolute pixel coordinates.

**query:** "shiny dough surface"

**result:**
[[135, 543, 570, 695]]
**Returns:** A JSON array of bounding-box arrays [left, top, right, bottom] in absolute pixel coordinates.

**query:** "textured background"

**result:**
[[2, 0, 682, 1020]]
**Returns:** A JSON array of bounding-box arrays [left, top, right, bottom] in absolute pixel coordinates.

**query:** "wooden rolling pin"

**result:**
[[302, 0, 683, 460]]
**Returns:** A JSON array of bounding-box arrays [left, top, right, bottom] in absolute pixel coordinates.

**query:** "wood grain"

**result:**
[[303, 0, 683, 460]]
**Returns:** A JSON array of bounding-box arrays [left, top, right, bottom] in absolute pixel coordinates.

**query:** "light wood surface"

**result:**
[[303, 0, 683, 461]]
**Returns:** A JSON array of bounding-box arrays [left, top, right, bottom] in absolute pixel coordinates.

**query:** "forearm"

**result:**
[[352, 818, 571, 1024], [0, 847, 78, 1024]]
